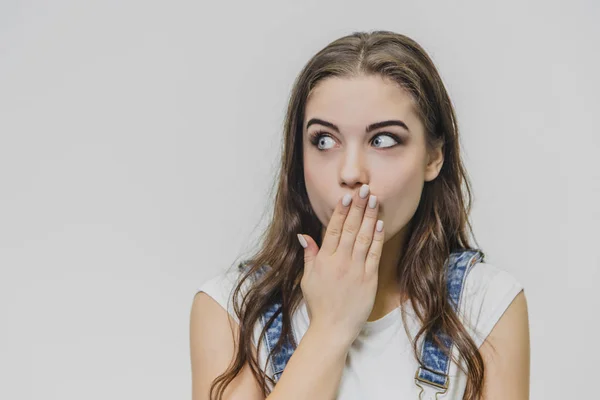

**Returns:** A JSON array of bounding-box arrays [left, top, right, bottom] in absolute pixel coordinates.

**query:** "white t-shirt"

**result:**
[[197, 261, 523, 399]]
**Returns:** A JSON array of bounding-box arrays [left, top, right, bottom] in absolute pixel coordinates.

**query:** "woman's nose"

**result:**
[[339, 152, 368, 189]]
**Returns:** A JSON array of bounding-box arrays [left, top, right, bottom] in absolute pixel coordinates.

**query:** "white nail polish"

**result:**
[[342, 194, 352, 207], [376, 220, 384, 232], [368, 195, 377, 209], [359, 184, 370, 199], [297, 234, 307, 248]]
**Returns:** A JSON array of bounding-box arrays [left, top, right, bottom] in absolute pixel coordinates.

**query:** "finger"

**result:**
[[364, 219, 384, 277], [298, 234, 318, 273], [319, 193, 352, 255], [352, 194, 379, 261], [338, 184, 370, 252]]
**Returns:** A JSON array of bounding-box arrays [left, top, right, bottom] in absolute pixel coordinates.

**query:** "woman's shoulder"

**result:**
[[458, 260, 525, 348], [464, 260, 523, 293], [196, 264, 250, 325]]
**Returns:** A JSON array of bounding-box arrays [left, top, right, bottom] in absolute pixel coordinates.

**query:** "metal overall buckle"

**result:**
[[414, 366, 449, 400]]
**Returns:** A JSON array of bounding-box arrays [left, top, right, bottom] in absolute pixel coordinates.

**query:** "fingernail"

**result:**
[[297, 234, 307, 248], [342, 194, 352, 206], [376, 220, 384, 232], [359, 184, 370, 199], [368, 195, 377, 209]]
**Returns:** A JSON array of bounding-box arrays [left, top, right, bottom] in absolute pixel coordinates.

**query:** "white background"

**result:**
[[1, 0, 598, 398]]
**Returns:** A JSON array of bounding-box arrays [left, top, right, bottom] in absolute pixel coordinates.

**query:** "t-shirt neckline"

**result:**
[[360, 306, 402, 334], [299, 299, 404, 336]]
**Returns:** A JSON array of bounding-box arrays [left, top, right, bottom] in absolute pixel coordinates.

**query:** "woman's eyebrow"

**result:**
[[305, 118, 410, 133]]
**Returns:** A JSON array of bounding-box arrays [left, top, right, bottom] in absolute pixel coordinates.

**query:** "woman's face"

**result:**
[[302, 74, 444, 243]]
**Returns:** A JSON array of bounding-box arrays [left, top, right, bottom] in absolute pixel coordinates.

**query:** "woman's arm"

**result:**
[[190, 292, 264, 400], [190, 292, 351, 400], [265, 322, 350, 400], [479, 290, 531, 399]]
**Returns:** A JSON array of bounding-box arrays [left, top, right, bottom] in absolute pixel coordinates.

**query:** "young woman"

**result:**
[[190, 30, 530, 400]]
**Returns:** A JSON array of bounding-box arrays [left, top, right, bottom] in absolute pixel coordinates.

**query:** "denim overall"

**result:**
[[247, 249, 484, 399]]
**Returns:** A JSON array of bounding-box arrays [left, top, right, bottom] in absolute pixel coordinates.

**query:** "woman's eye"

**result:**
[[314, 135, 335, 150], [372, 134, 399, 148], [309, 132, 401, 151]]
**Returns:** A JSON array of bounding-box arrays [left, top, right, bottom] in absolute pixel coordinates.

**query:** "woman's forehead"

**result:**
[[304, 76, 421, 134]]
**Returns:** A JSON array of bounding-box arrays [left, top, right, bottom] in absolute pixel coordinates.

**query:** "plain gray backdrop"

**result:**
[[1, 0, 598, 398]]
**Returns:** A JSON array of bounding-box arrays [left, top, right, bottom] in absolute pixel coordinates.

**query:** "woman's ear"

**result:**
[[424, 143, 444, 182]]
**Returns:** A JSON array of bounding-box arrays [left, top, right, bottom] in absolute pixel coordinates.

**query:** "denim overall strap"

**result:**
[[247, 264, 297, 382], [260, 299, 296, 381], [414, 249, 485, 399]]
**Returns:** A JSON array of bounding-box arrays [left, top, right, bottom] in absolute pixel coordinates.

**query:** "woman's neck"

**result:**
[[367, 224, 410, 321]]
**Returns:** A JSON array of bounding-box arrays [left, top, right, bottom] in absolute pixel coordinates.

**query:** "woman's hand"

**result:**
[[297, 184, 384, 347]]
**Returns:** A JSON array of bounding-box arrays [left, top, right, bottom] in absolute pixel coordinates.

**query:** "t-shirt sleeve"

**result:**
[[195, 267, 274, 383], [457, 261, 524, 348], [196, 268, 245, 325]]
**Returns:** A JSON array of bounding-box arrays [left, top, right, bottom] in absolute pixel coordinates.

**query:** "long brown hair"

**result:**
[[210, 30, 486, 400]]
